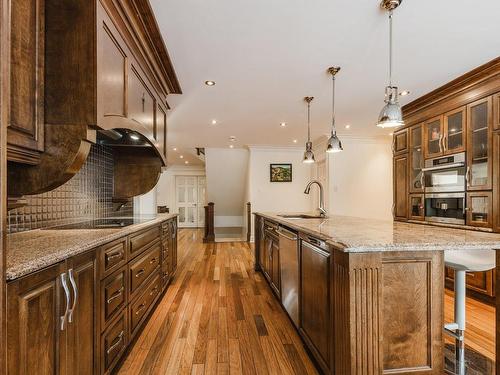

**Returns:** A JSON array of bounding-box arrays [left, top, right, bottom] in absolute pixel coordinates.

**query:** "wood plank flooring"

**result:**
[[444, 289, 496, 361], [117, 229, 319, 375]]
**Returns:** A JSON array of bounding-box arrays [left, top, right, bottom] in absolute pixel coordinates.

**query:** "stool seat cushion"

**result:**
[[444, 250, 496, 272]]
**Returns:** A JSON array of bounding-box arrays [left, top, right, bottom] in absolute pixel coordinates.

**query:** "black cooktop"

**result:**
[[44, 217, 155, 230]]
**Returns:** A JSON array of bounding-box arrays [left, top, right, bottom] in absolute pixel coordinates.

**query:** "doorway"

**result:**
[[176, 176, 206, 228]]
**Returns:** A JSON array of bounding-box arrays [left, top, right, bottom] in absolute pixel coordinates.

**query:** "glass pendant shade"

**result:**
[[303, 141, 315, 163], [326, 131, 343, 153], [377, 86, 404, 128]]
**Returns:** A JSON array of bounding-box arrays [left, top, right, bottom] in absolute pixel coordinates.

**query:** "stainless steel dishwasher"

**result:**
[[278, 226, 299, 327]]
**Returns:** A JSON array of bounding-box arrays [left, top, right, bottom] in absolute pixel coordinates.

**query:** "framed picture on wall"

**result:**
[[270, 163, 292, 182]]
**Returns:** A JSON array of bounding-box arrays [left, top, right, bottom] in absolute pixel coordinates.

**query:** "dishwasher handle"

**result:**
[[278, 228, 298, 241]]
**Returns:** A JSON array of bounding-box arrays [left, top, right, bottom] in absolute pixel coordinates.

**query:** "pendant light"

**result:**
[[303, 96, 315, 164], [326, 66, 343, 153], [377, 0, 405, 128]]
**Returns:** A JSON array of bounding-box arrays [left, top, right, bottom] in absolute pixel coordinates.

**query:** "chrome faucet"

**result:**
[[304, 180, 327, 217]]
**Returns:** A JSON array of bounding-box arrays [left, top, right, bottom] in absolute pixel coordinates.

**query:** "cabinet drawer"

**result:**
[[130, 274, 161, 337], [129, 243, 161, 296], [466, 270, 494, 296], [101, 311, 128, 375], [99, 237, 127, 279], [101, 266, 127, 329], [129, 225, 160, 259]]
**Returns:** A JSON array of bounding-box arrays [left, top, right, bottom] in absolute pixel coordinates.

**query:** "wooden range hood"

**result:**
[[7, 0, 181, 207]]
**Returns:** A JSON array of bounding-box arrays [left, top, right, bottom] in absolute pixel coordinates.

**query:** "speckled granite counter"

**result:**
[[256, 212, 500, 252], [6, 214, 177, 280]]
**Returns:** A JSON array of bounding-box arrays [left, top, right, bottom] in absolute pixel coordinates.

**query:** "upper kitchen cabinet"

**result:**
[[443, 106, 466, 154], [467, 97, 492, 191], [409, 124, 424, 193], [8, 0, 180, 199], [7, 0, 45, 165], [423, 115, 443, 159], [494, 92, 500, 130], [392, 128, 408, 155]]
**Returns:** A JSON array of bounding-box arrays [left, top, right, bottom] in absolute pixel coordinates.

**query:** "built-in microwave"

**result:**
[[423, 152, 466, 193]]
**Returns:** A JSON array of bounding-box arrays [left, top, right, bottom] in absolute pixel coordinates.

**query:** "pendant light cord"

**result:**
[[389, 10, 393, 87], [331, 74, 336, 135], [307, 101, 311, 142]]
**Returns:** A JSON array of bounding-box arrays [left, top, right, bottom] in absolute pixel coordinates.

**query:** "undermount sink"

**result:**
[[278, 214, 325, 219]]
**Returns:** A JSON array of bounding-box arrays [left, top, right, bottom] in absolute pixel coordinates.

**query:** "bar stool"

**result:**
[[444, 249, 496, 375]]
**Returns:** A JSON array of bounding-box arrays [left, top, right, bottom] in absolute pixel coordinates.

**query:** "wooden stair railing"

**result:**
[[247, 202, 251, 242], [203, 202, 215, 243]]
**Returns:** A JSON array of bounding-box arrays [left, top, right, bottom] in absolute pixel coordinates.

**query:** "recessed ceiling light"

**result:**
[[211, 119, 217, 125], [345, 124, 351, 129], [400, 90, 410, 96], [185, 161, 189, 164], [280, 122, 287, 127], [229, 136, 236, 142], [293, 139, 298, 143], [389, 133, 394, 136], [180, 155, 184, 159], [205, 80, 216, 86], [173, 147, 177, 151], [229, 145, 234, 149], [129, 134, 140, 140]]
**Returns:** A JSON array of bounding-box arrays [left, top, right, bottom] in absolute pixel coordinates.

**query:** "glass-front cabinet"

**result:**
[[408, 194, 424, 221], [424, 115, 443, 159], [443, 107, 466, 154], [467, 191, 492, 228], [467, 97, 492, 190], [409, 124, 424, 193]]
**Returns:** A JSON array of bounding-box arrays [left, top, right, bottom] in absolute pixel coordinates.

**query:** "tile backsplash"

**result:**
[[8, 144, 133, 233]]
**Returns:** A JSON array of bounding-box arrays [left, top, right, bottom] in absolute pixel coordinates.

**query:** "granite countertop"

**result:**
[[6, 214, 178, 281], [256, 212, 500, 253]]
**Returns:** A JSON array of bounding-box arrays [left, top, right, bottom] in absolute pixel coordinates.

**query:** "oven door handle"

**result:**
[[421, 162, 465, 172]]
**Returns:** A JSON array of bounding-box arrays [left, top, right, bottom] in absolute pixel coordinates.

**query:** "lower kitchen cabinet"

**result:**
[[300, 237, 332, 374], [7, 250, 97, 375], [446, 267, 495, 298], [262, 227, 280, 296]]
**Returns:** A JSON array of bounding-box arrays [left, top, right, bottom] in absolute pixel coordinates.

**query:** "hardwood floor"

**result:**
[[444, 289, 496, 362], [117, 229, 319, 375]]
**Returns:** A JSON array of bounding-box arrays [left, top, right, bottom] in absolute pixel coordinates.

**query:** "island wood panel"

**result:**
[[333, 249, 444, 375]]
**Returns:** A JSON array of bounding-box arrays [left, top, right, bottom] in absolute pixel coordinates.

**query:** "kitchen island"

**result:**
[[254, 213, 500, 375]]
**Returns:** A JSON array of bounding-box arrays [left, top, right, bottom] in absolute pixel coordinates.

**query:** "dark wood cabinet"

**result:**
[[393, 128, 408, 155], [7, 0, 45, 165], [423, 115, 443, 159], [493, 93, 500, 131], [7, 250, 97, 375], [7, 262, 66, 375], [66, 250, 97, 375], [270, 236, 280, 296], [300, 239, 331, 373], [262, 221, 280, 296], [409, 124, 424, 193], [393, 155, 408, 220], [467, 191, 493, 228], [409, 194, 425, 221], [443, 106, 466, 154], [467, 97, 493, 191], [446, 267, 495, 298]]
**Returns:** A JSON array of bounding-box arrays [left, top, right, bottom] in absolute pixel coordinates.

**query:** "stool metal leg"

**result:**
[[454, 270, 466, 375]]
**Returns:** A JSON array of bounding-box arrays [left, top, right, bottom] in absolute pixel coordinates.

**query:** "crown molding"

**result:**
[[246, 145, 305, 152]]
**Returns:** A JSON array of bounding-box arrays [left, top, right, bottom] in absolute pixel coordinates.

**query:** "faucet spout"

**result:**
[[304, 180, 327, 217]]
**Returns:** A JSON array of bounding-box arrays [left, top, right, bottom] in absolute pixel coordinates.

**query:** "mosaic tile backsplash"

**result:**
[[8, 144, 133, 233]]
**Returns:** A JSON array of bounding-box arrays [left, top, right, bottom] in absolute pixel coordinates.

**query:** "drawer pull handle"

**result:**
[[150, 286, 159, 296], [135, 303, 146, 315], [107, 331, 124, 354], [150, 258, 157, 265], [107, 287, 124, 304], [135, 269, 145, 278], [107, 251, 123, 261]]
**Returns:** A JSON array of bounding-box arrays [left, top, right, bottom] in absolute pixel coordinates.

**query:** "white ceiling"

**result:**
[[150, 0, 500, 165]]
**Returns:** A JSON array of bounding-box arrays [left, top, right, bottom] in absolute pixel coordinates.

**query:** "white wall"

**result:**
[[133, 186, 157, 216], [156, 165, 206, 214], [205, 148, 249, 227], [248, 146, 313, 214], [317, 136, 393, 221]]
